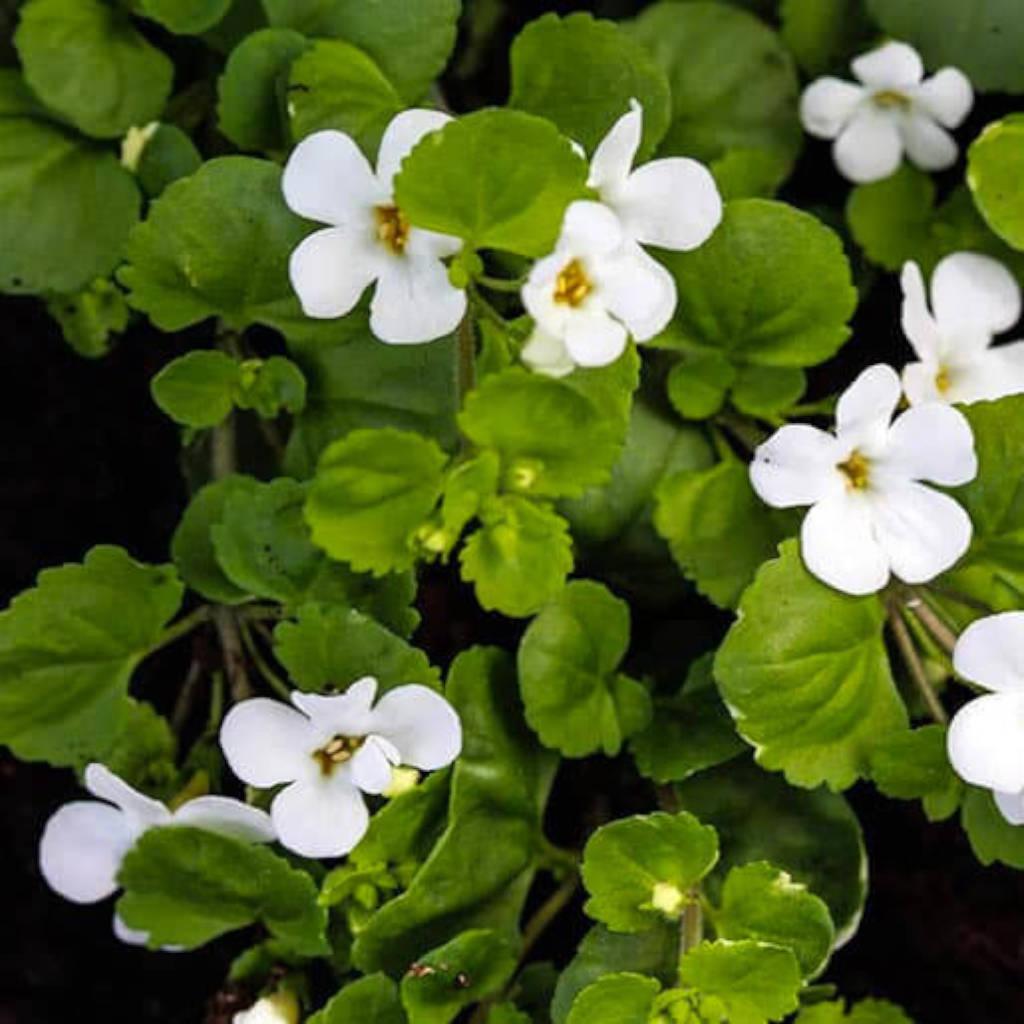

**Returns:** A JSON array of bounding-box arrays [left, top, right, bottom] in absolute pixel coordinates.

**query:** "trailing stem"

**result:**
[[887, 602, 948, 725]]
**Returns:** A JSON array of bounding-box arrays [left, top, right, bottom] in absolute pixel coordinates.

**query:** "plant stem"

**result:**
[[148, 605, 212, 655], [239, 620, 290, 699], [171, 656, 204, 733], [888, 603, 948, 724], [213, 605, 252, 703], [680, 896, 703, 954], [906, 588, 958, 656], [455, 310, 477, 405], [517, 872, 579, 969], [475, 272, 524, 294], [714, 411, 765, 455], [211, 412, 236, 479]]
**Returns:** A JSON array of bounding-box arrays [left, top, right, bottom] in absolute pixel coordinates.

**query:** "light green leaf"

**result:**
[[459, 496, 574, 618], [868, 725, 962, 821], [394, 109, 588, 258], [657, 200, 856, 369], [102, 699, 178, 801], [968, 116, 1024, 251], [679, 939, 802, 1024], [517, 580, 651, 758], [666, 351, 735, 420], [117, 826, 328, 954], [716, 540, 907, 789], [288, 39, 403, 157], [139, 0, 232, 34], [712, 862, 834, 977], [438, 451, 501, 550], [305, 427, 448, 575], [400, 929, 517, 1024], [796, 998, 914, 1024], [0, 546, 183, 766], [710, 147, 792, 201], [235, 356, 307, 418], [46, 278, 129, 359], [136, 124, 203, 198], [151, 350, 242, 429], [509, 12, 671, 160], [582, 811, 719, 933], [960, 786, 1024, 869], [566, 973, 660, 1024], [730, 365, 806, 417], [309, 974, 405, 1024], [218, 28, 309, 152], [780, 0, 872, 77]]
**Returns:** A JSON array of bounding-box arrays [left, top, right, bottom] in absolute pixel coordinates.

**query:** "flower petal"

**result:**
[[521, 326, 575, 378], [171, 797, 276, 844], [113, 913, 152, 947], [884, 403, 977, 485], [801, 492, 891, 595], [84, 764, 170, 829], [559, 200, 623, 257], [219, 698, 315, 788], [39, 801, 135, 903], [282, 130, 382, 225], [800, 77, 865, 139], [900, 260, 943, 363], [406, 226, 463, 261], [953, 611, 1024, 693], [270, 777, 369, 859], [901, 361, 942, 406], [900, 113, 958, 172], [750, 424, 844, 509], [564, 308, 629, 368], [350, 736, 400, 794], [289, 227, 381, 319], [376, 108, 452, 190], [930, 252, 1021, 337], [851, 41, 923, 89], [987, 340, 1024, 398], [913, 67, 973, 128], [368, 684, 462, 771], [291, 678, 379, 738], [835, 363, 902, 450], [833, 108, 903, 184], [947, 691, 1024, 793], [613, 158, 722, 252], [994, 788, 1024, 826], [370, 257, 467, 344], [589, 100, 641, 195], [600, 243, 676, 342], [869, 479, 972, 584]]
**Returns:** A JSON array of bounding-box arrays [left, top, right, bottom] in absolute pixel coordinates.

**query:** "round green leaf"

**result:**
[[581, 811, 719, 933], [308, 975, 404, 1024], [968, 116, 1024, 251], [666, 350, 735, 420], [151, 350, 242, 429], [518, 580, 651, 758], [509, 13, 671, 160], [235, 355, 307, 418], [961, 786, 1024, 869], [780, 0, 873, 77], [566, 974, 660, 1024], [658, 199, 856, 368], [868, 725, 962, 813], [46, 278, 129, 359], [139, 0, 232, 34], [136, 124, 203, 199], [15, 0, 173, 139], [394, 109, 588, 258]]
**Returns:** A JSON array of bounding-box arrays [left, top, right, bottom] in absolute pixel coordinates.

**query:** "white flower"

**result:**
[[234, 991, 300, 1024], [219, 676, 461, 859], [948, 612, 1024, 825], [900, 252, 1024, 405], [39, 764, 275, 945], [750, 363, 977, 595], [282, 110, 466, 344], [800, 40, 972, 183]]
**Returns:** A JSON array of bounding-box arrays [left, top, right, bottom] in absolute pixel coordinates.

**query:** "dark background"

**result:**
[[2, 0, 1024, 1020]]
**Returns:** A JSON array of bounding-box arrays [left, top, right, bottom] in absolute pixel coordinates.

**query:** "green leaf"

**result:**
[[675, 758, 868, 947], [566, 974, 660, 1024], [117, 826, 328, 954], [274, 603, 440, 692], [960, 786, 1024, 869], [657, 200, 856, 369], [139, 0, 232, 34], [868, 725, 962, 820], [459, 496, 574, 618], [517, 580, 651, 758], [352, 647, 555, 974], [263, 0, 460, 103], [394, 109, 588, 258], [438, 451, 501, 549], [218, 28, 310, 153], [666, 351, 735, 420], [0, 116, 140, 295], [780, 0, 873, 77], [796, 998, 913, 1024], [0, 546, 183, 766], [15, 0, 172, 139], [716, 540, 907, 789], [102, 699, 178, 801], [46, 278, 129, 359], [171, 476, 256, 604], [151, 351, 242, 429], [581, 811, 719, 933], [679, 939, 802, 1024], [630, 2, 800, 188], [305, 428, 448, 575], [288, 39, 403, 157], [400, 929, 517, 1024], [509, 13, 671, 161], [710, 147, 792, 201], [711, 862, 834, 978], [730, 365, 806, 417], [309, 974, 405, 1024], [135, 124, 203, 198], [968, 116, 1024, 252], [654, 459, 793, 610], [866, 0, 1024, 94], [235, 356, 307, 418], [631, 654, 746, 784]]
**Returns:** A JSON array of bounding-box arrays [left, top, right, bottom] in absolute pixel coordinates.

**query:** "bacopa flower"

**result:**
[[219, 676, 461, 859], [948, 612, 1024, 825], [901, 252, 1024, 405], [283, 110, 466, 344], [750, 363, 977, 596], [233, 991, 300, 1024], [39, 764, 275, 945], [800, 41, 972, 184]]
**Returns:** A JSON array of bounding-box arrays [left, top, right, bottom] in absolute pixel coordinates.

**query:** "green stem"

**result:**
[[517, 872, 579, 970], [239, 620, 290, 699], [475, 272, 524, 294], [147, 605, 212, 656], [714, 411, 765, 455], [906, 588, 958, 657], [456, 310, 477, 405], [680, 896, 704, 955], [171, 657, 205, 733], [468, 284, 509, 331], [887, 602, 948, 725], [213, 606, 253, 703]]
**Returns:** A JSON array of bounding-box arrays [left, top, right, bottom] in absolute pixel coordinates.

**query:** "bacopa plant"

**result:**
[[5, 0, 1024, 1021]]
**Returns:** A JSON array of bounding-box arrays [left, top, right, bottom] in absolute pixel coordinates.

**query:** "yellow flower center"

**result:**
[[375, 204, 411, 255], [313, 734, 365, 775], [935, 365, 952, 394], [873, 89, 910, 110], [837, 450, 871, 490], [553, 258, 593, 307]]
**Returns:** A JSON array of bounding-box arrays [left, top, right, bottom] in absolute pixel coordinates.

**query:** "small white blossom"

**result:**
[[219, 676, 461, 859], [901, 252, 1024, 405], [750, 363, 977, 595], [234, 991, 300, 1024], [948, 612, 1024, 825], [121, 122, 159, 172], [800, 41, 972, 183], [283, 110, 466, 344], [39, 764, 275, 945]]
